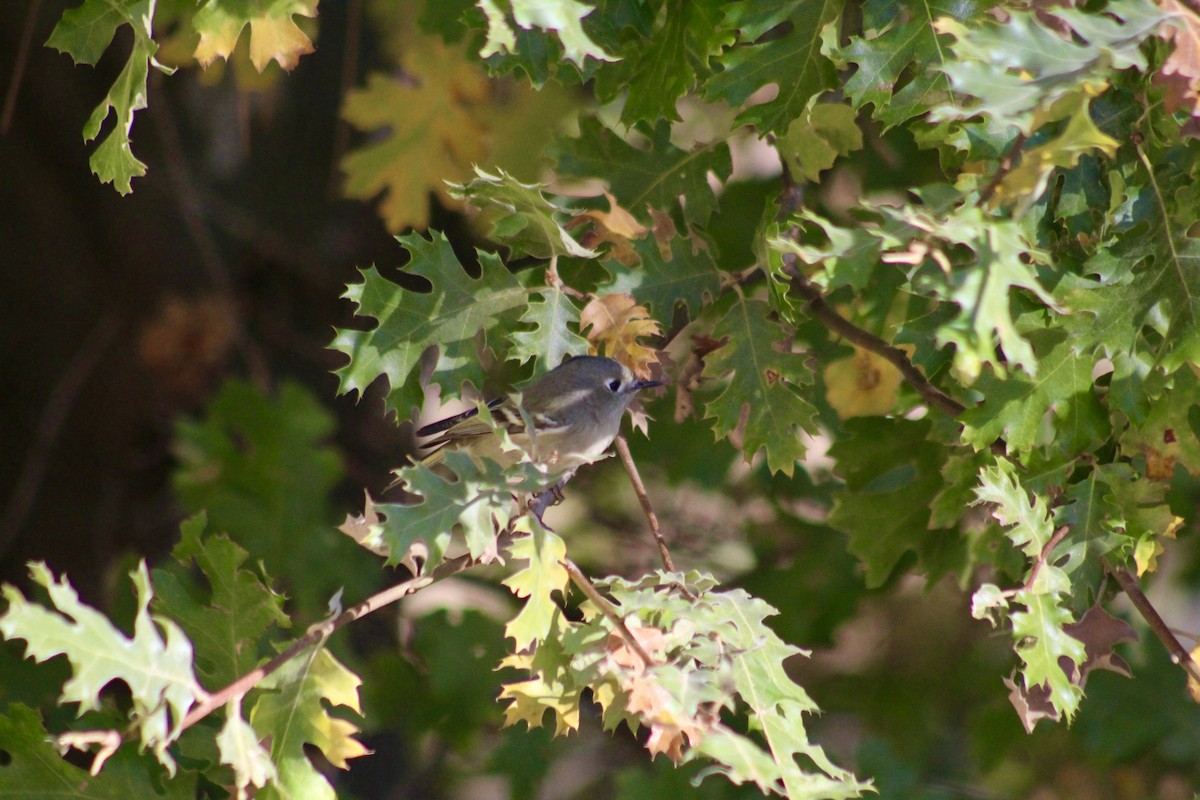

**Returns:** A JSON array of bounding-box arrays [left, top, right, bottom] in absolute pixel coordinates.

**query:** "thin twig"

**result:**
[[0, 314, 120, 559], [977, 132, 1027, 206], [1106, 561, 1200, 687], [562, 558, 656, 668], [613, 435, 676, 574], [180, 547, 485, 732], [0, 0, 41, 134], [785, 268, 966, 418], [327, 0, 362, 198]]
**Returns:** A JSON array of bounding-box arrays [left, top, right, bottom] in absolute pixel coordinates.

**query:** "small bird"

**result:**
[[416, 356, 661, 473]]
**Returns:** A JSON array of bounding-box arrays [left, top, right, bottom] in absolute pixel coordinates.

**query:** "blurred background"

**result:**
[[3, 2, 1200, 799]]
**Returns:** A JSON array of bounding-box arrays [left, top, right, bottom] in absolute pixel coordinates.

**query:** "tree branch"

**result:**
[[1105, 561, 1200, 688], [562, 558, 656, 668], [180, 545, 492, 732], [784, 268, 966, 418], [613, 435, 674, 572], [976, 132, 1027, 206]]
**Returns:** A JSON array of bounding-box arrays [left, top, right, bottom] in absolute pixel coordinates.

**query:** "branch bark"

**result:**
[[179, 545, 490, 733], [785, 269, 966, 418], [1106, 562, 1200, 688]]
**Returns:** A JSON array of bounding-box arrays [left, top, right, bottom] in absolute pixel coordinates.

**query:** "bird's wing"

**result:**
[[416, 397, 505, 437]]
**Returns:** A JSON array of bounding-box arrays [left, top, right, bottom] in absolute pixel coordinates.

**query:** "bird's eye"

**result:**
[[606, 378, 621, 392]]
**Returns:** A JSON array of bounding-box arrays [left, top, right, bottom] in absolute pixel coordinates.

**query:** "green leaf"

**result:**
[[703, 0, 840, 134], [151, 513, 289, 688], [1118, 366, 1200, 477], [894, 202, 1057, 382], [960, 328, 1107, 456], [510, 285, 591, 376], [931, 1, 1163, 135], [767, 211, 885, 293], [502, 516, 569, 650], [552, 116, 732, 224], [217, 700, 278, 798], [47, 0, 172, 193], [172, 380, 361, 616], [331, 231, 528, 416], [701, 298, 817, 476], [974, 460, 1086, 721], [480, 0, 617, 67], [1060, 152, 1200, 371], [828, 418, 959, 588], [777, 101, 863, 182], [250, 646, 369, 800], [0, 562, 201, 774], [832, 0, 984, 129], [0, 705, 195, 799], [593, 0, 737, 125], [600, 231, 722, 318], [449, 166, 597, 259], [372, 452, 527, 572], [991, 94, 1119, 212], [721, 592, 870, 799]]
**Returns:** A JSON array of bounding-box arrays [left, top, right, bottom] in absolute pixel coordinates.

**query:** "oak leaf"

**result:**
[[579, 293, 662, 378]]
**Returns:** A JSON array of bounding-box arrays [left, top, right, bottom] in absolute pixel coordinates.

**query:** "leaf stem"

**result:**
[[562, 558, 656, 668], [1105, 561, 1200, 688], [1002, 526, 1070, 597]]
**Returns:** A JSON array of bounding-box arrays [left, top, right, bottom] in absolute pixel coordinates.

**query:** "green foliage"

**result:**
[[46, 0, 173, 193], [449, 167, 597, 259], [832, 0, 985, 129], [151, 513, 290, 688], [701, 297, 817, 476], [828, 418, 960, 588], [172, 380, 368, 615], [27, 0, 1200, 796], [0, 704, 196, 799], [502, 572, 872, 797], [250, 645, 369, 800], [0, 562, 201, 774], [332, 232, 528, 415], [552, 116, 732, 224], [973, 461, 1085, 722]]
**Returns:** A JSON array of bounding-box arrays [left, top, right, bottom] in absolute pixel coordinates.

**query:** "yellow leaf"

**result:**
[[1134, 535, 1165, 576], [579, 293, 662, 378], [823, 346, 906, 418], [194, 0, 318, 73], [1189, 646, 1200, 703]]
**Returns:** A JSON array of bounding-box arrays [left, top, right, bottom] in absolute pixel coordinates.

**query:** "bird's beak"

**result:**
[[630, 379, 663, 392]]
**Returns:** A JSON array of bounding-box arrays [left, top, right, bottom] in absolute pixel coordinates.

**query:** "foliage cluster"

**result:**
[[5, 0, 1200, 798]]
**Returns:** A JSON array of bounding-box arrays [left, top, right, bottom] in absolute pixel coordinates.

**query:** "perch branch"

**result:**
[[614, 435, 675, 573], [1105, 561, 1200, 688], [563, 558, 656, 668]]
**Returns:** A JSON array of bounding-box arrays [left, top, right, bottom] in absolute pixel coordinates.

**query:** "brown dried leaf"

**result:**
[[580, 293, 662, 378], [1063, 605, 1137, 683], [138, 295, 236, 399], [1004, 674, 1061, 733], [338, 492, 389, 558], [1159, 0, 1200, 115]]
